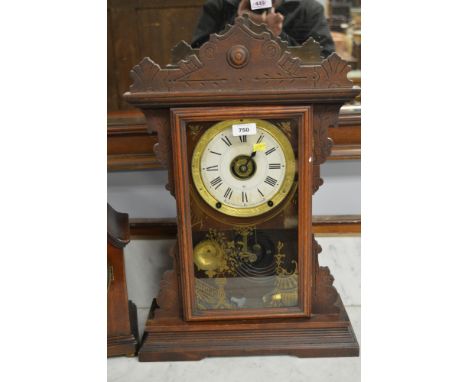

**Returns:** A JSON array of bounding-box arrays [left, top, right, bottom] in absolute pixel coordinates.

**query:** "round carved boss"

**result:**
[[227, 45, 250, 68]]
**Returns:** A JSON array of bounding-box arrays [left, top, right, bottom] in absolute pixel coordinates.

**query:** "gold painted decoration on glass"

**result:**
[[191, 119, 296, 217]]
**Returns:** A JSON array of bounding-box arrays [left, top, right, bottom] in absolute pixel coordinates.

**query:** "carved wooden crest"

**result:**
[[124, 15, 357, 106]]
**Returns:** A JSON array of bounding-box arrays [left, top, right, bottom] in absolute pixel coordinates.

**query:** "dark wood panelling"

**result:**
[[107, 9, 119, 111], [109, 0, 205, 8], [137, 7, 202, 67], [328, 144, 360, 160], [110, 6, 141, 110], [328, 108, 360, 160], [108, 0, 205, 111], [311, 215, 361, 234], [107, 0, 361, 112], [107, 111, 158, 171], [330, 124, 360, 144]]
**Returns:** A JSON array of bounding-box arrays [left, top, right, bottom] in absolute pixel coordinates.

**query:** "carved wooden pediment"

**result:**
[[124, 15, 358, 107]]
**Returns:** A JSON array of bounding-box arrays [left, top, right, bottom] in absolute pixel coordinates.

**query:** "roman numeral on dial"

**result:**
[[264, 176, 278, 187], [242, 191, 248, 203], [268, 163, 281, 170], [210, 176, 223, 189], [265, 147, 277, 155], [224, 187, 233, 200], [257, 188, 264, 197], [205, 165, 218, 171], [209, 150, 221, 156], [221, 136, 232, 147], [257, 134, 265, 143], [239, 135, 247, 143]]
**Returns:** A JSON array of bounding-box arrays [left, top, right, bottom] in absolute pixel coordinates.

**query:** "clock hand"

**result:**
[[243, 150, 256, 169]]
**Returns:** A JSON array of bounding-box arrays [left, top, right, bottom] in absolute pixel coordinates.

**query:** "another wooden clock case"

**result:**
[[107, 204, 138, 357], [124, 15, 360, 361]]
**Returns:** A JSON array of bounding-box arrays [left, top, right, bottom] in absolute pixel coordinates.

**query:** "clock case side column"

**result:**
[[309, 104, 355, 320], [143, 109, 175, 196], [140, 108, 183, 321]]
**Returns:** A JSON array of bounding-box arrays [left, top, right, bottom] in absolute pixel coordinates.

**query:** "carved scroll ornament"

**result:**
[[125, 15, 355, 103], [313, 104, 341, 165]]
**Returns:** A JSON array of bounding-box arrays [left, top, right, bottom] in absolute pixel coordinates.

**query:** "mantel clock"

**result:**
[[124, 15, 360, 361]]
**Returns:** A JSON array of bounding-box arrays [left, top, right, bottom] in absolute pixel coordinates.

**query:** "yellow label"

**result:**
[[253, 142, 267, 152]]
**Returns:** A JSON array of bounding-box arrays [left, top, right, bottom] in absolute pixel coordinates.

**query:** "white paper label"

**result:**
[[232, 123, 257, 136], [250, 0, 272, 11]]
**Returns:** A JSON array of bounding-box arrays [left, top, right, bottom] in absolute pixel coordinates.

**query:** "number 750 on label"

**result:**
[[232, 123, 257, 137]]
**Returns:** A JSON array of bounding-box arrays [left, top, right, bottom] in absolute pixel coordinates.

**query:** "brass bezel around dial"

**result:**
[[191, 119, 296, 217]]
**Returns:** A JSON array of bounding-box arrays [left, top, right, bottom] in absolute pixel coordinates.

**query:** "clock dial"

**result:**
[[191, 119, 296, 217]]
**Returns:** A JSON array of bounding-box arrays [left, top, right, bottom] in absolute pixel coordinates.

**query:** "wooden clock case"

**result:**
[[107, 204, 139, 357], [124, 15, 360, 361]]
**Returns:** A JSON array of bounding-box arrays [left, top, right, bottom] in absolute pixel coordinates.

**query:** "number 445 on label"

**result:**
[[250, 0, 272, 11]]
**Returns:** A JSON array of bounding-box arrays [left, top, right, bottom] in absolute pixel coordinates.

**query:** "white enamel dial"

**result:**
[[191, 119, 296, 217]]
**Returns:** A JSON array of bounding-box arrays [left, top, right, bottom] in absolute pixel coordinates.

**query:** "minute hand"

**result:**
[[244, 150, 257, 168]]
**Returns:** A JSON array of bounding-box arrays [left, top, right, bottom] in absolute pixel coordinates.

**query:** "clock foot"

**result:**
[[107, 334, 139, 358], [107, 301, 139, 357]]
